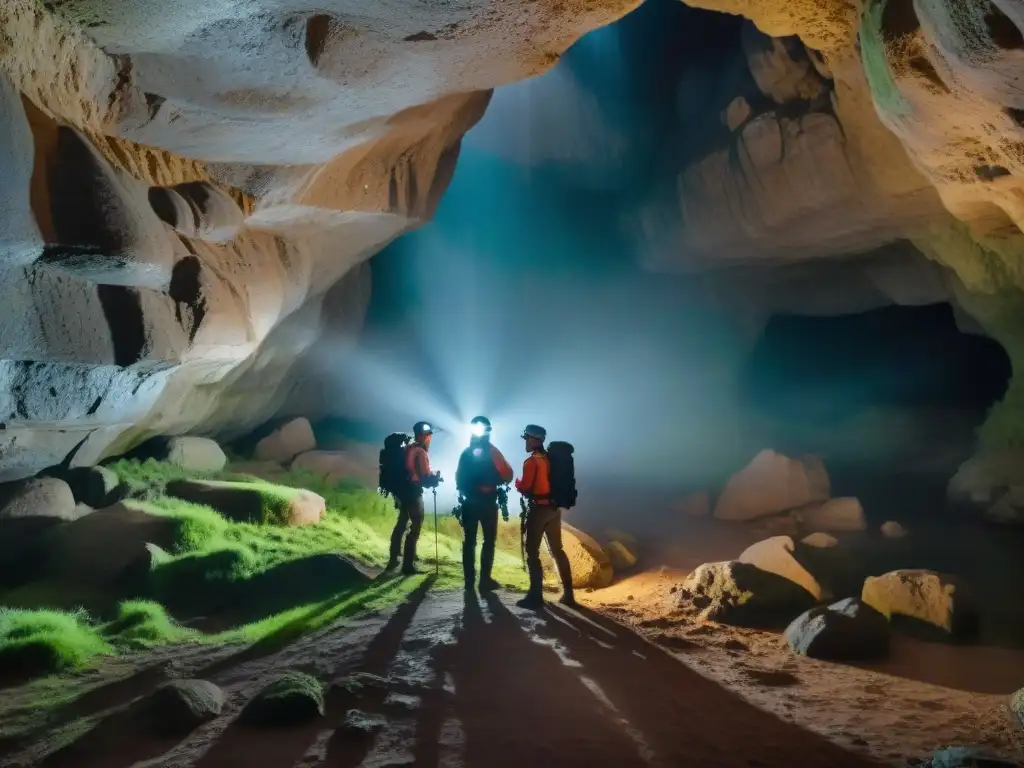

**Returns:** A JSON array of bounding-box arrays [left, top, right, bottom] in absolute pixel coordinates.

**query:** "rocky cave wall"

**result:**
[[659, 0, 1024, 494], [0, 0, 640, 480], [4, 0, 1024, 494]]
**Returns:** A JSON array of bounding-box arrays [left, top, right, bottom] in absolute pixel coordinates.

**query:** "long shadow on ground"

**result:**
[[523, 601, 883, 767]]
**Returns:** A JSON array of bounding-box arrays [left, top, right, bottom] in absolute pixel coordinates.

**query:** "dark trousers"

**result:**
[[525, 503, 573, 600], [389, 495, 424, 569], [461, 498, 498, 587]]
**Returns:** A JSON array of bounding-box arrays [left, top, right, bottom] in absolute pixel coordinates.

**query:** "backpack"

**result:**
[[547, 441, 577, 509], [379, 433, 412, 500], [457, 442, 503, 494]]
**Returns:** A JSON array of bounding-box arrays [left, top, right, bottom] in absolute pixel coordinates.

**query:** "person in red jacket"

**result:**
[[455, 416, 513, 592], [388, 421, 440, 574], [515, 424, 575, 610]]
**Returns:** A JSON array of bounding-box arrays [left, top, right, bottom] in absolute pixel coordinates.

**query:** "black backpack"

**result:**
[[547, 441, 577, 509], [457, 442, 503, 494], [379, 433, 412, 500]]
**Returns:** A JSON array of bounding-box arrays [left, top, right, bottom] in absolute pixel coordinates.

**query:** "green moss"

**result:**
[[101, 600, 195, 649], [1, 459, 529, 688], [0, 608, 113, 679]]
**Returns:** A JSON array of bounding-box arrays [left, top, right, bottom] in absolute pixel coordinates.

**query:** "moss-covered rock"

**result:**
[[165, 479, 324, 526], [241, 671, 325, 727]]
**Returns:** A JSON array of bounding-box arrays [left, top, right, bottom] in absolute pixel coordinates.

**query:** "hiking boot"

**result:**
[[558, 593, 578, 609], [479, 578, 501, 593], [384, 557, 400, 571], [401, 565, 424, 576], [516, 595, 545, 611]]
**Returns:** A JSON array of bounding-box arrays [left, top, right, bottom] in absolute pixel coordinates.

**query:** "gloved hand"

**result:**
[[423, 471, 443, 489]]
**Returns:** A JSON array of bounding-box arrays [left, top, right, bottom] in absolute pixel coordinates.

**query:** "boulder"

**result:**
[[1010, 687, 1024, 729], [42, 466, 125, 508], [713, 450, 829, 522], [241, 671, 325, 727], [880, 520, 907, 539], [676, 561, 818, 628], [795, 497, 867, 532], [553, 524, 614, 589], [862, 570, 978, 639], [986, 486, 1024, 525], [801, 532, 838, 548], [291, 450, 376, 486], [166, 437, 227, 472], [737, 536, 822, 600], [927, 746, 1019, 767], [254, 418, 316, 464], [145, 679, 226, 736], [604, 540, 638, 570], [165, 479, 325, 526], [40, 502, 179, 587], [0, 478, 77, 521], [785, 598, 890, 661]]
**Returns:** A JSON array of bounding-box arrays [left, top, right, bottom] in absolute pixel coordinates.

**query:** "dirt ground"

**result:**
[[3, 508, 1024, 767], [581, 570, 1024, 766], [0, 579, 894, 768]]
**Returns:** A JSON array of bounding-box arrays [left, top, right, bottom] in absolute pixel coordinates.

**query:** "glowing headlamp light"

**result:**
[[470, 421, 488, 437]]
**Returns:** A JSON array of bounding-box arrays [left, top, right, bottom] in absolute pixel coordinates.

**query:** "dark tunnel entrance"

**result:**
[[736, 302, 1011, 520], [738, 303, 1011, 424]]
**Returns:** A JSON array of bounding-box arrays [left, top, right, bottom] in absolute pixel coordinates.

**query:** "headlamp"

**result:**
[[470, 421, 487, 437]]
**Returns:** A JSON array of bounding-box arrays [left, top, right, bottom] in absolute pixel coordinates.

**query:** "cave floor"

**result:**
[[1, 584, 887, 768]]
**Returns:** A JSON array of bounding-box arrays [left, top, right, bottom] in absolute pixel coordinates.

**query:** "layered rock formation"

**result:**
[[649, 0, 1024, 490], [5, 0, 1024, 494], [0, 0, 640, 479]]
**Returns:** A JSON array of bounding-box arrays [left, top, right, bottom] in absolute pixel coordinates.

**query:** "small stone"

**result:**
[[341, 709, 387, 737], [146, 679, 225, 736], [880, 521, 907, 539]]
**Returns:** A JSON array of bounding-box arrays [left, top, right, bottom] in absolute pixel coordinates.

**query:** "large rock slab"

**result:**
[[714, 450, 829, 522], [165, 479, 324, 526], [676, 561, 818, 628], [785, 597, 890, 661], [39, 502, 179, 587], [254, 418, 316, 464], [794, 497, 867, 532], [737, 536, 822, 600], [0, 477, 77, 521], [862, 570, 978, 639]]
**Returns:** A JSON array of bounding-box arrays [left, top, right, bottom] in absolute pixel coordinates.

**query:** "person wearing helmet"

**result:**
[[455, 416, 514, 592], [515, 424, 575, 610], [387, 421, 441, 574]]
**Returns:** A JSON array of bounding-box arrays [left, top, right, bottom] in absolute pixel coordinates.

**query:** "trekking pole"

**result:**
[[432, 487, 439, 575]]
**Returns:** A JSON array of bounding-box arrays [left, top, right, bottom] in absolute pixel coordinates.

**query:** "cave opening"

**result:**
[[738, 302, 1011, 517]]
